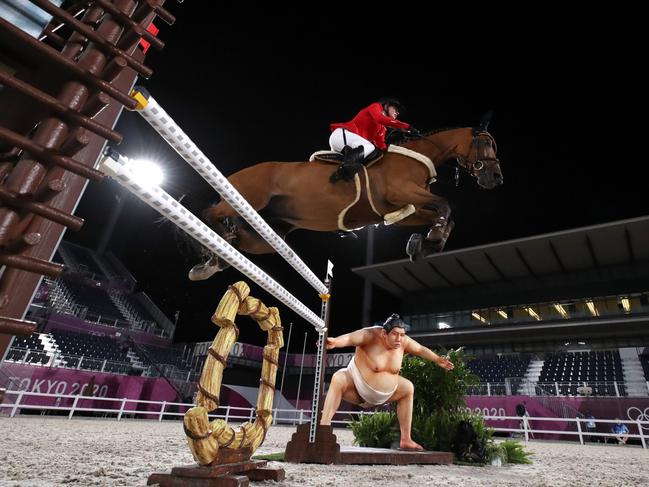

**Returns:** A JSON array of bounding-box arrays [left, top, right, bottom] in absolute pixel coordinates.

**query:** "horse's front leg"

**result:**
[[396, 200, 454, 260]]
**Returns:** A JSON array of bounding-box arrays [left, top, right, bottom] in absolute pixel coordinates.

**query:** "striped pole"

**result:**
[[98, 150, 325, 331], [129, 87, 328, 296]]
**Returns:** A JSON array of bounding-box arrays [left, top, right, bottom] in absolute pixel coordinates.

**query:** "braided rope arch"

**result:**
[[183, 281, 284, 465]]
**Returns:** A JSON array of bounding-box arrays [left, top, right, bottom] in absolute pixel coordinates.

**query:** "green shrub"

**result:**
[[485, 441, 507, 463], [401, 348, 480, 415], [500, 440, 533, 464], [348, 348, 532, 465], [349, 411, 396, 448]]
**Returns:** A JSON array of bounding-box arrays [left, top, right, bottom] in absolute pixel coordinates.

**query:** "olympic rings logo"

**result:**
[[626, 407, 649, 431]]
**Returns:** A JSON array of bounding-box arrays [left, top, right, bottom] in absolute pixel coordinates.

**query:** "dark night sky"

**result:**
[[66, 5, 647, 353]]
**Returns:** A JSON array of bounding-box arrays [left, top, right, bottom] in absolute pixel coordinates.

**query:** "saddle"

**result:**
[[307, 145, 437, 231], [309, 149, 384, 166]]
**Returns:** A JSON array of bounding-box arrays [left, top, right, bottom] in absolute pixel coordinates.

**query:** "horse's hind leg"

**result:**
[[188, 216, 295, 281], [236, 219, 296, 254], [188, 217, 237, 281], [189, 172, 278, 280]]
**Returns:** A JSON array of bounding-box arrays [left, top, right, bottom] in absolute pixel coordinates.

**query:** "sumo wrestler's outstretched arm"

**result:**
[[326, 327, 374, 350], [405, 338, 454, 371]]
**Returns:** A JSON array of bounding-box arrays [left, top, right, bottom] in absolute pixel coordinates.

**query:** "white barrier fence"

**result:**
[[490, 415, 648, 449], [2, 390, 648, 448], [0, 390, 353, 426]]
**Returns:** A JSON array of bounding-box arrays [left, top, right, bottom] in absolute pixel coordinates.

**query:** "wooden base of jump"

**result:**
[[147, 448, 285, 487], [284, 424, 454, 465]]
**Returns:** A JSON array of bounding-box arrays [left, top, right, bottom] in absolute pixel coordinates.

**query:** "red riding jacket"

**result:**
[[330, 102, 410, 150]]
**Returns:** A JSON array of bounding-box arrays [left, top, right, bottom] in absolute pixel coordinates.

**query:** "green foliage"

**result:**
[[457, 409, 494, 445], [500, 440, 533, 464], [349, 412, 397, 448], [485, 441, 507, 463], [401, 348, 480, 415], [348, 348, 532, 465], [252, 452, 285, 461]]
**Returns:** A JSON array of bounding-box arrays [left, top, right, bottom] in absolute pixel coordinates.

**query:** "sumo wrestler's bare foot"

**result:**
[[399, 438, 425, 451]]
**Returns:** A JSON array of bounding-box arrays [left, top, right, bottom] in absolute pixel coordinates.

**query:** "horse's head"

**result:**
[[455, 112, 503, 189]]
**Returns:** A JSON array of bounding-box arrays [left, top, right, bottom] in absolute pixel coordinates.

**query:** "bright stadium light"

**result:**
[[497, 309, 508, 319], [620, 297, 631, 313], [438, 322, 450, 329], [524, 307, 541, 321], [129, 158, 164, 188], [585, 300, 599, 317], [471, 312, 489, 324], [554, 303, 569, 318]]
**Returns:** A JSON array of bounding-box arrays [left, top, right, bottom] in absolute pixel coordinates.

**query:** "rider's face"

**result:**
[[386, 105, 399, 119], [384, 327, 406, 349]]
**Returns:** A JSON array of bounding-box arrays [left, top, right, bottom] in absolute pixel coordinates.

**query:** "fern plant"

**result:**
[[349, 412, 396, 448], [500, 440, 533, 464]]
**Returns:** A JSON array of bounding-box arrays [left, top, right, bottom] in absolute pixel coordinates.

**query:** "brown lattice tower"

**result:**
[[0, 0, 178, 358]]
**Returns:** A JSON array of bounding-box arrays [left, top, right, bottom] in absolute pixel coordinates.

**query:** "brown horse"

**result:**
[[189, 117, 502, 280]]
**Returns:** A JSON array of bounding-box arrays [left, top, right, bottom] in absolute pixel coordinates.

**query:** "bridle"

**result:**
[[408, 128, 500, 186], [455, 130, 500, 178]]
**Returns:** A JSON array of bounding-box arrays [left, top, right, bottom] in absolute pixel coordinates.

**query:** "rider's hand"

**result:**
[[326, 337, 337, 350], [407, 126, 422, 137]]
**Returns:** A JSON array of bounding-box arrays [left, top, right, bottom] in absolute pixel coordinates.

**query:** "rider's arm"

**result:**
[[327, 328, 374, 349], [367, 103, 410, 130]]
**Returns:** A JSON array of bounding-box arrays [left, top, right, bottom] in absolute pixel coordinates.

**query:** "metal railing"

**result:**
[[6, 347, 140, 375], [485, 414, 648, 449], [0, 390, 355, 426], [2, 390, 648, 449], [466, 379, 649, 397]]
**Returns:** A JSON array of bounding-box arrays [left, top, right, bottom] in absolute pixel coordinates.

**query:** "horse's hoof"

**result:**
[[427, 239, 445, 253], [406, 233, 423, 260], [188, 258, 228, 281]]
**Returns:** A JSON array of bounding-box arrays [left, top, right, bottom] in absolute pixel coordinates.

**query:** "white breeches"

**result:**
[[329, 128, 376, 158]]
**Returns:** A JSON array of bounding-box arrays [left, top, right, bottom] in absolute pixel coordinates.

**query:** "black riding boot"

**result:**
[[329, 146, 366, 183]]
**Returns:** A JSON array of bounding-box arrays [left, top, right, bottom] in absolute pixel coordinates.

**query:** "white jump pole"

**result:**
[[128, 87, 328, 296], [98, 150, 325, 331]]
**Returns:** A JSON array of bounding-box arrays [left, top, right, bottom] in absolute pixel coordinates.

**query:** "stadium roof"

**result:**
[[353, 215, 649, 311]]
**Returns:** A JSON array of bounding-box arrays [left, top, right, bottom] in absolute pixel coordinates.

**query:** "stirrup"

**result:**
[[329, 161, 362, 183], [336, 230, 359, 239]]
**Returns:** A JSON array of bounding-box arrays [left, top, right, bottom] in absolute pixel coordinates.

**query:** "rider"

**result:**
[[329, 98, 419, 183]]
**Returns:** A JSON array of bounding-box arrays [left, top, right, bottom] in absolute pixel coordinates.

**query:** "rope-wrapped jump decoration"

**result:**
[[183, 281, 284, 466]]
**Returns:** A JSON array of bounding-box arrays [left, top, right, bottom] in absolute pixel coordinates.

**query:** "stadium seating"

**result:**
[[6, 334, 48, 365], [641, 355, 649, 382], [64, 281, 126, 322], [467, 355, 531, 394], [139, 344, 185, 367], [538, 351, 625, 396], [50, 329, 132, 372], [66, 244, 105, 276]]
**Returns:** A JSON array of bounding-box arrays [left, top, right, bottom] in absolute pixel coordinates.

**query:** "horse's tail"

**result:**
[[163, 194, 216, 263]]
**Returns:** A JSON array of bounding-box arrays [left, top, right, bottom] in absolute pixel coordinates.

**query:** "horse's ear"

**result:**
[[478, 110, 494, 131]]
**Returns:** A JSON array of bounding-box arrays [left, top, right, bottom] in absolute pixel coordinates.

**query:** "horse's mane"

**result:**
[[396, 126, 463, 145]]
